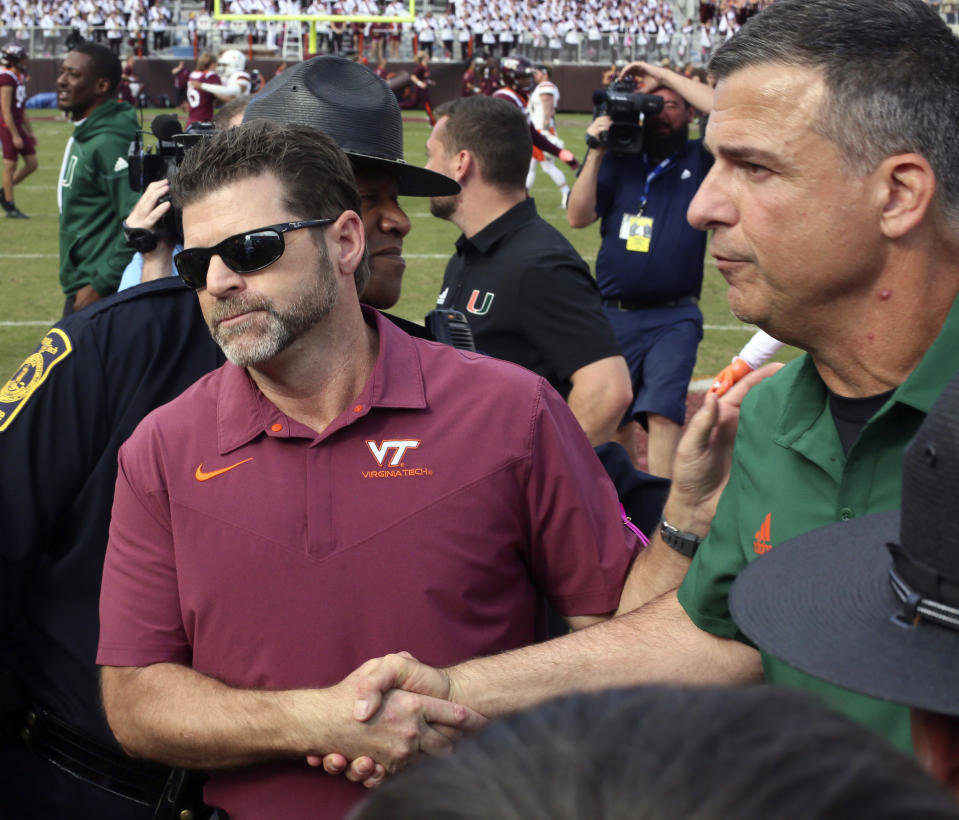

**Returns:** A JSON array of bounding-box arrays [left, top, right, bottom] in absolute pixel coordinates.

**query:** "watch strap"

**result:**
[[659, 518, 703, 558]]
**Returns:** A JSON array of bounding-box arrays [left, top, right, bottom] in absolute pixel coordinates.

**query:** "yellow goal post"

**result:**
[[212, 0, 416, 55]]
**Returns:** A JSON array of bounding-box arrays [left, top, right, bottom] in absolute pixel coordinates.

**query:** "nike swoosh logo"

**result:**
[[194, 458, 253, 481]]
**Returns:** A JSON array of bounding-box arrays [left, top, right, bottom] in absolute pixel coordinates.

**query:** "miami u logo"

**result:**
[[466, 290, 494, 315]]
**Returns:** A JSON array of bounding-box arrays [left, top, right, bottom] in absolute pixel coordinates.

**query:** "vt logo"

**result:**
[[753, 513, 773, 554], [367, 439, 420, 467], [466, 290, 494, 315]]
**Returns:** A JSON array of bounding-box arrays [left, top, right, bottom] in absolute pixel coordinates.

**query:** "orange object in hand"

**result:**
[[710, 357, 754, 397]]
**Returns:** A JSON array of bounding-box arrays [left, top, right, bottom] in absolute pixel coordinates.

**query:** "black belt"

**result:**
[[20, 705, 172, 806], [602, 296, 699, 311]]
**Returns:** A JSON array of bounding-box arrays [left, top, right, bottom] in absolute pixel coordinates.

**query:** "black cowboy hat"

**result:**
[[244, 56, 459, 197], [730, 369, 959, 717]]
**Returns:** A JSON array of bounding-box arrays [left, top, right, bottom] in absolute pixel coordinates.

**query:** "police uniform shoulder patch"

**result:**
[[0, 328, 73, 432]]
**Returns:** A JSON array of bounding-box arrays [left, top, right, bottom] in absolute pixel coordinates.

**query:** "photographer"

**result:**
[[567, 60, 713, 478], [118, 102, 250, 292]]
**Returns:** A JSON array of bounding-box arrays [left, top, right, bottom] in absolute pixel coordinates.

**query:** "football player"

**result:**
[[494, 55, 577, 172], [190, 48, 251, 105], [185, 52, 221, 125], [0, 44, 37, 219], [526, 64, 570, 206]]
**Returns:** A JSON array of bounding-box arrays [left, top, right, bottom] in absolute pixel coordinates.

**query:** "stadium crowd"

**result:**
[[2, 0, 954, 64], [0, 0, 774, 64]]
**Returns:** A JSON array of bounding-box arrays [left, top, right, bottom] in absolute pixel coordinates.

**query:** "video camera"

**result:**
[[591, 78, 664, 154], [127, 115, 217, 244]]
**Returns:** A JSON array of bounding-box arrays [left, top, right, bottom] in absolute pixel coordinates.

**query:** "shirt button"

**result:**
[[839, 507, 853, 521], [271, 423, 283, 432], [353, 404, 364, 413]]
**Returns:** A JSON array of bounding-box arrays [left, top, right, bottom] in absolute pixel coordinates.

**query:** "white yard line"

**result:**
[[0, 253, 58, 259]]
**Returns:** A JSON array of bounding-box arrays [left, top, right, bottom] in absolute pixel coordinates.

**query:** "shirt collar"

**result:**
[[216, 306, 428, 454], [454, 197, 536, 256], [891, 293, 959, 414], [774, 293, 959, 445]]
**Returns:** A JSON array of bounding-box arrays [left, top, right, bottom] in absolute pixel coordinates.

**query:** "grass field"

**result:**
[[0, 108, 798, 381]]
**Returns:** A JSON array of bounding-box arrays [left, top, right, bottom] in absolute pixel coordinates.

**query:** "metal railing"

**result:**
[[3, 23, 722, 65]]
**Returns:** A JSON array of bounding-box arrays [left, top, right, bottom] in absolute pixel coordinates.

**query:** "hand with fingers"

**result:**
[[125, 178, 172, 233], [617, 60, 664, 89], [666, 363, 784, 534], [123, 179, 176, 282], [307, 653, 481, 787], [312, 652, 472, 789]]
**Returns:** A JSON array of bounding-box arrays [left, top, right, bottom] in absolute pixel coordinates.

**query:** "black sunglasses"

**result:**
[[174, 219, 335, 290]]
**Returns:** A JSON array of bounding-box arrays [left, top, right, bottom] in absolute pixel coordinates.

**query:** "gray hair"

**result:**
[[710, 0, 959, 222]]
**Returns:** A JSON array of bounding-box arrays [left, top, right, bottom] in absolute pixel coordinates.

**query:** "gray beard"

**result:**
[[208, 258, 339, 368]]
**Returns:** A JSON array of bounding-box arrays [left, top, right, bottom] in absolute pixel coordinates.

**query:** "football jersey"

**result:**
[[186, 70, 220, 124], [492, 86, 526, 111], [0, 68, 26, 129], [226, 70, 252, 96], [527, 80, 559, 132]]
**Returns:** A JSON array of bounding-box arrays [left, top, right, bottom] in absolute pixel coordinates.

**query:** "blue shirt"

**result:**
[[594, 140, 712, 303]]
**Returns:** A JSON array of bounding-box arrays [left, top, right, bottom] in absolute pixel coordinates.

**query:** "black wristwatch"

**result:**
[[585, 133, 604, 150], [122, 219, 159, 253], [659, 518, 704, 558]]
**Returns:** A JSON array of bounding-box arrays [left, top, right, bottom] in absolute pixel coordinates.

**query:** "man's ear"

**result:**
[[875, 153, 936, 239], [328, 210, 366, 280], [451, 149, 474, 185], [94, 76, 112, 98]]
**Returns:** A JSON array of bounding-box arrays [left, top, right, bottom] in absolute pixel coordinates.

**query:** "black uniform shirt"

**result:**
[[437, 198, 622, 398], [0, 278, 224, 744]]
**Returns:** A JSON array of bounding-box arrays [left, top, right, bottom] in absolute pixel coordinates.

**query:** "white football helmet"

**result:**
[[217, 49, 246, 77]]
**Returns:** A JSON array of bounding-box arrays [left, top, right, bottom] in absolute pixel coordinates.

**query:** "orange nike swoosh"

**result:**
[[195, 458, 253, 481]]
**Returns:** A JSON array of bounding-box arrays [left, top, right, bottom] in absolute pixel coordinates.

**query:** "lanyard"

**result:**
[[638, 154, 676, 215]]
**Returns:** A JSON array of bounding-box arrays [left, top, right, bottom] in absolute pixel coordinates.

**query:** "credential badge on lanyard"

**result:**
[[618, 155, 675, 253]]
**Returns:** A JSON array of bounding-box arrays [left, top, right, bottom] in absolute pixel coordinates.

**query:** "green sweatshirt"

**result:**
[[58, 100, 141, 297]]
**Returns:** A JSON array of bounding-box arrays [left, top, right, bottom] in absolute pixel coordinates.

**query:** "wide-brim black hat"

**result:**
[[730, 370, 959, 717], [243, 56, 458, 197]]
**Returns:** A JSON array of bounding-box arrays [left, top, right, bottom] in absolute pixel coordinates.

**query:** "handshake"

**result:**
[[311, 652, 483, 788]]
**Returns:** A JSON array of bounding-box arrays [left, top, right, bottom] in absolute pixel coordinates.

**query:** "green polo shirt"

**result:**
[[678, 296, 959, 753]]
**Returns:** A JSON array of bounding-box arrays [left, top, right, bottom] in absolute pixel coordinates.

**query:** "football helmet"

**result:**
[[1, 44, 26, 70], [499, 55, 534, 93], [217, 49, 246, 77]]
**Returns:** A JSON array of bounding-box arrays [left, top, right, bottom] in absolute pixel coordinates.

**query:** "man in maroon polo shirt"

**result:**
[[96, 121, 639, 820]]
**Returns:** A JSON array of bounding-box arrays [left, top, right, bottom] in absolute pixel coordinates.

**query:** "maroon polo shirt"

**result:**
[[98, 308, 637, 820]]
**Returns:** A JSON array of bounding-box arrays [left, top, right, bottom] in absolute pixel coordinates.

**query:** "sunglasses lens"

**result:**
[[221, 230, 284, 274], [174, 249, 210, 289], [174, 230, 284, 289]]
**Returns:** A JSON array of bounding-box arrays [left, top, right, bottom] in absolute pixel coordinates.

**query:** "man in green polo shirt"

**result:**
[[670, 0, 959, 752], [317, 0, 959, 781]]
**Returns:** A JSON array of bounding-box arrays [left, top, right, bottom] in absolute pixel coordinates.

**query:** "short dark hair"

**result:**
[[710, 0, 959, 222], [434, 96, 531, 192], [352, 686, 959, 820], [69, 42, 122, 94], [172, 120, 370, 293]]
